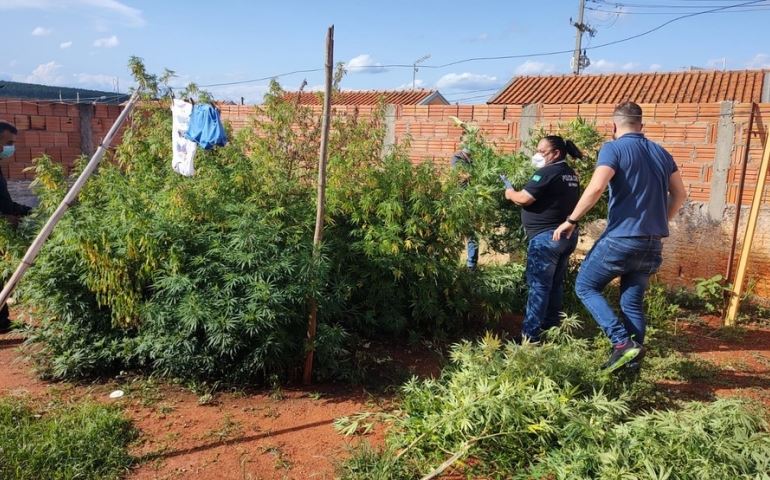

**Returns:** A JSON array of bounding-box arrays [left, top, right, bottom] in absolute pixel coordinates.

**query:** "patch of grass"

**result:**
[[645, 353, 721, 382], [205, 414, 242, 441], [709, 325, 747, 342], [0, 397, 136, 480]]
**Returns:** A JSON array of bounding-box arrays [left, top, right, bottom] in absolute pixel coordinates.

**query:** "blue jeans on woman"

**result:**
[[575, 236, 663, 346], [523, 229, 578, 341]]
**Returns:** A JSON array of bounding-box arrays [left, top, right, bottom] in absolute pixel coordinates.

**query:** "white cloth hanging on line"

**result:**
[[171, 99, 197, 177]]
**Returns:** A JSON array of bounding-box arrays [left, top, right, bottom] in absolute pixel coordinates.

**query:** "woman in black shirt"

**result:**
[[505, 135, 582, 342]]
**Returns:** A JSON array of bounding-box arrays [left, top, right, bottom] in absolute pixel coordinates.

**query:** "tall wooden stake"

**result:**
[[0, 91, 141, 310], [725, 126, 770, 326], [303, 25, 334, 385]]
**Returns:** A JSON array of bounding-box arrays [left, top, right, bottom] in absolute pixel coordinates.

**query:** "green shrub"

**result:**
[[338, 319, 770, 479], [6, 63, 535, 384], [532, 399, 770, 480], [338, 317, 626, 478], [0, 398, 136, 479]]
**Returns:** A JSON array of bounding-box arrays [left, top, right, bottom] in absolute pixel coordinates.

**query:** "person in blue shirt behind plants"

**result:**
[[503, 135, 582, 342], [451, 147, 479, 271]]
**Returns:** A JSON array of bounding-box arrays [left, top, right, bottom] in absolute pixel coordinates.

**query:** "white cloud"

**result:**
[[706, 57, 728, 69], [649, 63, 662, 71], [93, 35, 119, 48], [0, 0, 145, 27], [13, 61, 64, 85], [466, 32, 489, 43], [515, 61, 556, 75], [60, 41, 73, 49], [746, 53, 770, 69], [74, 72, 119, 89], [31, 26, 52, 36], [346, 54, 387, 74], [585, 59, 640, 73], [397, 79, 425, 90], [435, 72, 501, 91]]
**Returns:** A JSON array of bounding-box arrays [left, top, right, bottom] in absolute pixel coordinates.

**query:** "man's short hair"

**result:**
[[0, 121, 18, 135], [613, 101, 643, 126]]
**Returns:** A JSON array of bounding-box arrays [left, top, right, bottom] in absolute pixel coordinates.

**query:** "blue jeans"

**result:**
[[523, 229, 578, 341], [466, 235, 479, 269], [576, 236, 663, 346]]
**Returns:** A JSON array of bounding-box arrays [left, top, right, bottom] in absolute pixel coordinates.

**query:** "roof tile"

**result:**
[[488, 70, 765, 105], [282, 89, 445, 106]]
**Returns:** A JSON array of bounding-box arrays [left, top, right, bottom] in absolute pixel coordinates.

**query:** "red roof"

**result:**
[[282, 89, 447, 105], [488, 70, 767, 105]]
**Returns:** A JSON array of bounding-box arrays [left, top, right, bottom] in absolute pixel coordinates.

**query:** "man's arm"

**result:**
[[505, 188, 535, 206], [667, 170, 686, 221], [0, 173, 31, 216], [552, 166, 615, 240]]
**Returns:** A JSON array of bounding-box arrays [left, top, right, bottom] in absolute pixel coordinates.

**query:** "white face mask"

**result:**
[[531, 152, 546, 168], [0, 145, 15, 159]]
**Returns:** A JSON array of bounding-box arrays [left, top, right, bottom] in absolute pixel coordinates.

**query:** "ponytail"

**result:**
[[564, 139, 584, 160], [543, 135, 584, 160]]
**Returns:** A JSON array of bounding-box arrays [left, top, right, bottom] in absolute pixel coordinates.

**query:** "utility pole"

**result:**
[[571, 0, 596, 75], [412, 54, 430, 90]]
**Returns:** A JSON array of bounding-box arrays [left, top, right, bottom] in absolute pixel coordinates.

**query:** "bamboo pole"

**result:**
[[0, 91, 141, 310], [303, 25, 334, 385], [725, 103, 756, 284], [725, 123, 770, 326]]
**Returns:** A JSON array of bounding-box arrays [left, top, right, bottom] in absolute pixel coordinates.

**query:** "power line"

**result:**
[[590, 0, 767, 8], [589, 5, 770, 13], [156, 0, 766, 92]]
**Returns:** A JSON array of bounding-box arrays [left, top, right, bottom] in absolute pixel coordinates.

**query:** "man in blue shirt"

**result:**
[[552, 102, 687, 373]]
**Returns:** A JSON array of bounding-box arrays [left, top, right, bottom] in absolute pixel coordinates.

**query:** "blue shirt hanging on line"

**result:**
[[185, 103, 228, 150]]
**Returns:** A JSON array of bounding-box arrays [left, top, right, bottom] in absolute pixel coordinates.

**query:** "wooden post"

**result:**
[[303, 25, 334, 385], [725, 125, 770, 326], [0, 90, 141, 310]]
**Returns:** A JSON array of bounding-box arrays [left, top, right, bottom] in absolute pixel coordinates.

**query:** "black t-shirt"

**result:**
[[520, 161, 580, 239]]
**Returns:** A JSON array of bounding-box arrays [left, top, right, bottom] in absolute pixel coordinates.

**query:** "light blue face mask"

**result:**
[[0, 145, 15, 159]]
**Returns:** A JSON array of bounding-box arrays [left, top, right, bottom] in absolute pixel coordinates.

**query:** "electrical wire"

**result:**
[[162, 0, 765, 91], [590, 0, 767, 8]]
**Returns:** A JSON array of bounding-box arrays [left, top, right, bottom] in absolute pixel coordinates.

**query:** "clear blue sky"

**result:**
[[1, 0, 768, 103]]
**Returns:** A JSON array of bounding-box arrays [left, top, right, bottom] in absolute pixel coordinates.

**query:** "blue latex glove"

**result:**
[[500, 174, 513, 190]]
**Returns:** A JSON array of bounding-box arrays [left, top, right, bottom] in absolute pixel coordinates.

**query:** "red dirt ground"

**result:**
[[1, 314, 769, 479]]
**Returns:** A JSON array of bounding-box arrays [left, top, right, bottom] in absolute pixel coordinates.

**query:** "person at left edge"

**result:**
[[451, 147, 479, 270], [0, 121, 32, 334], [504, 135, 582, 342]]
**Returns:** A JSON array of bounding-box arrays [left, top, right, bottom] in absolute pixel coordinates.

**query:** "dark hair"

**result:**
[[613, 101, 643, 125], [0, 121, 18, 135], [543, 135, 583, 160]]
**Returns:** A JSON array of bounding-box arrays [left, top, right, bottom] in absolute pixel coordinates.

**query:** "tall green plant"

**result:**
[[4, 60, 528, 384]]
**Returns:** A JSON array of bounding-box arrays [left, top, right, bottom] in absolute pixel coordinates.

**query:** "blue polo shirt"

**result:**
[[597, 133, 678, 237]]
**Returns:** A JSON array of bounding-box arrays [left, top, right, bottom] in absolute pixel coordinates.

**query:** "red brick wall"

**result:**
[[217, 101, 770, 297], [6, 98, 770, 297], [0, 99, 122, 179]]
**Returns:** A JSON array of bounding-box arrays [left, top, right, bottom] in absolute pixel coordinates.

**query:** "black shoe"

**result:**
[[601, 340, 643, 373]]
